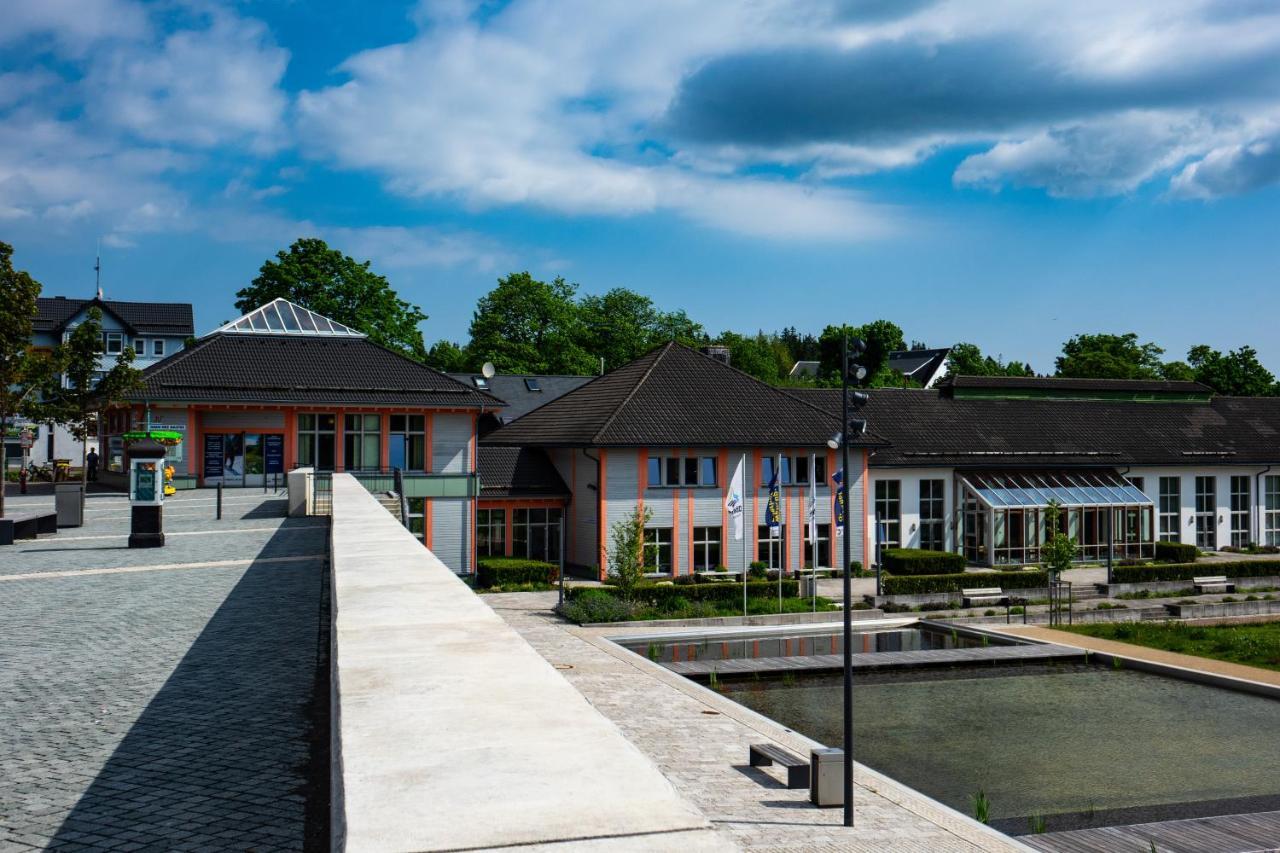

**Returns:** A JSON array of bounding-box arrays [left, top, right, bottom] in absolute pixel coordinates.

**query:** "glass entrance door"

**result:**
[[244, 434, 264, 487], [221, 433, 245, 486]]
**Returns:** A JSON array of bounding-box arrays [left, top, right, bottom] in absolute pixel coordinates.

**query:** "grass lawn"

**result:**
[[1064, 621, 1280, 672]]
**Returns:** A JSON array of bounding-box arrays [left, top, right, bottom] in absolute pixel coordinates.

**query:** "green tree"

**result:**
[[236, 238, 428, 360], [817, 320, 907, 386], [1040, 501, 1078, 580], [945, 342, 1035, 378], [468, 272, 595, 374], [425, 339, 471, 373], [577, 287, 705, 372], [1055, 333, 1165, 379], [1159, 360, 1196, 382], [1186, 345, 1277, 396], [714, 331, 789, 384], [47, 308, 143, 494], [609, 504, 652, 603], [0, 242, 55, 517]]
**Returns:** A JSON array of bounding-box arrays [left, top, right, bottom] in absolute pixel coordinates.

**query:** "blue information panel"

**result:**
[[264, 434, 284, 474], [204, 434, 224, 478]]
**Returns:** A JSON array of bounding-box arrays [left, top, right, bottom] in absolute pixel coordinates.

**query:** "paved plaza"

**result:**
[[0, 489, 329, 852]]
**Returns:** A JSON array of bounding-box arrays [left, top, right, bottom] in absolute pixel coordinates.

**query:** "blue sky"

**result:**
[[3, 0, 1279, 372]]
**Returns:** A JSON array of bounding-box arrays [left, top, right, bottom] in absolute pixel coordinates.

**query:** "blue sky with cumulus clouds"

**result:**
[[3, 0, 1279, 371]]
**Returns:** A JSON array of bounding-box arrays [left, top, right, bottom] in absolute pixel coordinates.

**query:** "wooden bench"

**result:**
[[0, 511, 57, 546], [961, 587, 1008, 607], [749, 743, 810, 789], [1193, 575, 1235, 594]]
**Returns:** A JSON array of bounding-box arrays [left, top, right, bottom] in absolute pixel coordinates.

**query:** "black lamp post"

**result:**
[[836, 335, 870, 827]]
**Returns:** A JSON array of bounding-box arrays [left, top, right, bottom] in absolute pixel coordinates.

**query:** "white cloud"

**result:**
[[1169, 128, 1280, 199], [1, 0, 149, 54]]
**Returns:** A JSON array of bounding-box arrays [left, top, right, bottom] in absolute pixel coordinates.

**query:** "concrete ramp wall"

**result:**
[[328, 473, 728, 851]]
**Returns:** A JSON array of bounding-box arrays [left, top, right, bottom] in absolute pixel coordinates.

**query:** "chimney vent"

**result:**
[[702, 345, 730, 366]]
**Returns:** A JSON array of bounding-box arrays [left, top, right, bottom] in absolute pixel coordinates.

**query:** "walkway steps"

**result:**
[[665, 642, 1086, 676], [1024, 808, 1280, 853]]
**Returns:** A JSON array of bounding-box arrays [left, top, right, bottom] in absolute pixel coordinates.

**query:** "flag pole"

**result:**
[[811, 451, 818, 613], [742, 452, 748, 618], [776, 453, 783, 614]]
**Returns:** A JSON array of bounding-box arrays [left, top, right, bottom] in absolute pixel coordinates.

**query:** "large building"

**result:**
[[485, 349, 1280, 576], [105, 298, 497, 573], [10, 296, 195, 468]]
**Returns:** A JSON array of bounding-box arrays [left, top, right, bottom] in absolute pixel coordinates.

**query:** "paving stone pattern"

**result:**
[[490, 592, 1029, 853], [0, 490, 328, 852]]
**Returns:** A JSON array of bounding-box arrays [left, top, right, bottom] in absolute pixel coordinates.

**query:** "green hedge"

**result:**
[[882, 570, 1049, 595], [567, 580, 798, 606], [880, 548, 967, 575], [476, 558, 559, 588], [1111, 560, 1280, 584], [1155, 541, 1199, 563]]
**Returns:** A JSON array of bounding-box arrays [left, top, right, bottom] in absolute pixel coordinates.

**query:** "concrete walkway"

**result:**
[[328, 474, 728, 852], [489, 591, 1032, 853], [993, 625, 1280, 688]]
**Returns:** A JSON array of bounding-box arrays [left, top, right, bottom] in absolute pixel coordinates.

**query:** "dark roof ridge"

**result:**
[[591, 340, 676, 443]]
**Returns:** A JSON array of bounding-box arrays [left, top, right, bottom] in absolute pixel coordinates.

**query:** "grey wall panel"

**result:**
[[572, 449, 598, 569], [433, 414, 472, 473], [201, 410, 284, 429], [430, 498, 471, 574]]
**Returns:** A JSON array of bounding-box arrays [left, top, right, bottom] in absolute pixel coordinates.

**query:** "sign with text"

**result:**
[[204, 434, 224, 478], [264, 434, 284, 474]]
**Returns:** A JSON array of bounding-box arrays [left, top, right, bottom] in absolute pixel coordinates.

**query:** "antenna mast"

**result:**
[[95, 241, 103, 300]]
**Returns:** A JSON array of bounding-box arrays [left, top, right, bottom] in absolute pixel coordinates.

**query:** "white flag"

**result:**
[[726, 455, 744, 540], [807, 453, 817, 544]]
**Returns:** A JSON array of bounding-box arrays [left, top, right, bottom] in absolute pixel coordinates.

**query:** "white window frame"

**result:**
[[644, 527, 673, 573], [152, 339, 165, 357], [1265, 475, 1280, 547], [104, 331, 123, 355], [691, 526, 722, 571], [1158, 476, 1180, 542], [1230, 475, 1251, 548], [647, 455, 717, 487]]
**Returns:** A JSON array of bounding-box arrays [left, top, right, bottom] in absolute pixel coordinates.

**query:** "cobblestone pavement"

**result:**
[[0, 489, 329, 852], [488, 592, 1030, 853]]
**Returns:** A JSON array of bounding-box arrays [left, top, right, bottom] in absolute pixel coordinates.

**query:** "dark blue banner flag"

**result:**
[[766, 461, 782, 535]]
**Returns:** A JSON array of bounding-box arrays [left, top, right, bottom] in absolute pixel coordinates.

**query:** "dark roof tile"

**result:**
[[479, 446, 570, 498], [35, 297, 194, 337]]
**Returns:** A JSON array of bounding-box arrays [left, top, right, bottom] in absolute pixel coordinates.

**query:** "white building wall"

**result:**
[[1126, 465, 1276, 548], [864, 467, 958, 559]]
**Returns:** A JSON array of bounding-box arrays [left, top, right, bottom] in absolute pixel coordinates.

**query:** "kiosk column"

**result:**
[[127, 437, 167, 548]]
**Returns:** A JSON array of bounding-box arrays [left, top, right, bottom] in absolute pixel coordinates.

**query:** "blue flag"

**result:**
[[832, 468, 845, 530], [765, 460, 782, 536]]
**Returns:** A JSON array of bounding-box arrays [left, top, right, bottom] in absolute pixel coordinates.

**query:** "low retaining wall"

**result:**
[[328, 474, 726, 852], [1165, 599, 1280, 619], [1096, 575, 1280, 597]]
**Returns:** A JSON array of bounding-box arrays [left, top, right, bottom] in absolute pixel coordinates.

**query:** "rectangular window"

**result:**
[[1158, 476, 1181, 542], [406, 498, 425, 540], [1195, 475, 1216, 550], [152, 339, 165, 357], [803, 522, 831, 568], [296, 413, 336, 470], [691, 526, 722, 571], [133, 338, 145, 352], [648, 455, 717, 487], [700, 456, 717, 486], [389, 414, 426, 471], [477, 508, 506, 557], [919, 479, 946, 551], [343, 413, 382, 470], [757, 524, 787, 566], [1230, 475, 1251, 548], [513, 507, 562, 562], [104, 331, 123, 354], [875, 479, 901, 550], [760, 456, 793, 486], [644, 527, 673, 573], [1265, 475, 1280, 547]]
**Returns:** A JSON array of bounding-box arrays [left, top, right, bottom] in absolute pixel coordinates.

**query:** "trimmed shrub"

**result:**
[[557, 588, 634, 623], [882, 570, 1049, 595], [881, 548, 967, 575], [1155, 541, 1199, 564], [476, 557, 558, 588], [566, 579, 799, 607], [1111, 560, 1280, 584], [747, 562, 768, 580]]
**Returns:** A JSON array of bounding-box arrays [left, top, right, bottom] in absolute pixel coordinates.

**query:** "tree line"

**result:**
[[233, 239, 1280, 397]]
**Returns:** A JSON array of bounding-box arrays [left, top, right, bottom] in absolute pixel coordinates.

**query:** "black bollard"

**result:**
[[217, 482, 223, 519]]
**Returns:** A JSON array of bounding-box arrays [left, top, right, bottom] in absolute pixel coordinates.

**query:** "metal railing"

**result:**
[[304, 467, 478, 517]]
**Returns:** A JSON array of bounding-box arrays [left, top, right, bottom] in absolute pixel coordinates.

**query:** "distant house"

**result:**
[[887, 347, 951, 388], [18, 297, 195, 467], [788, 360, 820, 379]]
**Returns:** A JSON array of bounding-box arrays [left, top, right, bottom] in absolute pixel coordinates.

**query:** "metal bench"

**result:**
[[749, 742, 810, 789], [1193, 575, 1235, 594], [961, 586, 1008, 607], [0, 511, 57, 545]]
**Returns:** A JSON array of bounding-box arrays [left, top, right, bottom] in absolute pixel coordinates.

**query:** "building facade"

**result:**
[[105, 299, 497, 574]]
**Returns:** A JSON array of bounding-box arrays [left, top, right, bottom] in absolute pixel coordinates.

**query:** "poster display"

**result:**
[[264, 434, 284, 473], [204, 434, 224, 479]]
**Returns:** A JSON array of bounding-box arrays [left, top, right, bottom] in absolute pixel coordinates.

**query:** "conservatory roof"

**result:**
[[960, 469, 1152, 510], [210, 298, 365, 337]]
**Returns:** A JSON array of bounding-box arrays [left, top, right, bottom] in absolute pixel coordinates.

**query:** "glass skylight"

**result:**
[[211, 298, 365, 337], [961, 470, 1152, 510]]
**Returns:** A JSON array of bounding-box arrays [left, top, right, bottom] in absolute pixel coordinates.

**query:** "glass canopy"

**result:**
[[960, 470, 1152, 510], [211, 298, 365, 337]]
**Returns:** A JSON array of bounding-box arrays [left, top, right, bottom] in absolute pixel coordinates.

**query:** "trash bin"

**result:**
[[799, 575, 817, 599], [55, 482, 83, 528], [810, 747, 844, 807]]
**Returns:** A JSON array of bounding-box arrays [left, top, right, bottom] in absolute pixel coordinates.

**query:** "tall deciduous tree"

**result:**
[[236, 238, 428, 360], [578, 287, 706, 372], [1186, 345, 1278, 396], [48, 308, 143, 494], [1055, 333, 1166, 379], [945, 342, 1035, 378], [0, 241, 53, 518], [468, 272, 596, 374], [817, 320, 908, 386]]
